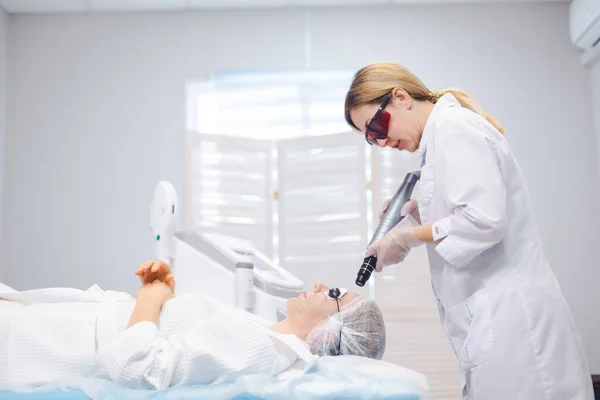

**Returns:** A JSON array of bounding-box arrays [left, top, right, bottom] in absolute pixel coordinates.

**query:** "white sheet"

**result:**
[[0, 281, 16, 293], [3, 355, 429, 400]]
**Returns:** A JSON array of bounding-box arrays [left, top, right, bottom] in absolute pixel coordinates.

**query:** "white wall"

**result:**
[[0, 8, 6, 268], [5, 3, 600, 371], [592, 59, 600, 187]]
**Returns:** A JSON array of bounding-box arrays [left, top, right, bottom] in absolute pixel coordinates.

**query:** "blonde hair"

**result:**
[[344, 62, 504, 134]]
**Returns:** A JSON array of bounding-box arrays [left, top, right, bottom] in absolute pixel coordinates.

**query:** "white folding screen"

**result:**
[[372, 148, 461, 400], [185, 131, 274, 257], [276, 132, 370, 296]]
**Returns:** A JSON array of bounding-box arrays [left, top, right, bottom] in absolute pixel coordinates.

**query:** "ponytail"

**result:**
[[345, 63, 505, 135], [430, 88, 505, 134]]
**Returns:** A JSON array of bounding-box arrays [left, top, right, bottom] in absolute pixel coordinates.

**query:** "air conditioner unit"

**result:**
[[570, 0, 600, 50]]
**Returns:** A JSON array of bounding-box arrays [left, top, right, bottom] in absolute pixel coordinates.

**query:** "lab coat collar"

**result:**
[[417, 93, 461, 158]]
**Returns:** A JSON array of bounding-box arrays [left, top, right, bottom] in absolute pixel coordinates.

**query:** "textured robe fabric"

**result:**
[[0, 285, 317, 390]]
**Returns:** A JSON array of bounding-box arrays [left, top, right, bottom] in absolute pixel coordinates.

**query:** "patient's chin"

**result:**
[[286, 297, 295, 313]]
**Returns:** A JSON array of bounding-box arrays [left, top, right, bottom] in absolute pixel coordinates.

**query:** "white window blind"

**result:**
[[185, 131, 273, 256], [277, 132, 369, 297], [372, 148, 461, 400]]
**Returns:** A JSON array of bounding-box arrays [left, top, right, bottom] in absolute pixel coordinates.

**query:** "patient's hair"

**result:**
[[306, 297, 386, 360]]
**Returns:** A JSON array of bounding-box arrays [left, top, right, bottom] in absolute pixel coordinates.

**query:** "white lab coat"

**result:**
[[0, 285, 317, 390], [416, 94, 594, 399]]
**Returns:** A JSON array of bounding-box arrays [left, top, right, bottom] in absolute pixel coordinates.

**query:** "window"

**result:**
[[188, 69, 354, 139]]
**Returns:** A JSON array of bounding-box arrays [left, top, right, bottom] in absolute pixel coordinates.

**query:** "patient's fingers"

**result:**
[[139, 262, 170, 283], [165, 273, 176, 292], [135, 261, 153, 275], [138, 261, 155, 278], [145, 270, 170, 283], [135, 260, 174, 286], [149, 261, 170, 278], [145, 261, 155, 273], [151, 260, 170, 274]]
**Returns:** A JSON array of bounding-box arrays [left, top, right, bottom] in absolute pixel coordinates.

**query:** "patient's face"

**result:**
[[287, 282, 360, 330]]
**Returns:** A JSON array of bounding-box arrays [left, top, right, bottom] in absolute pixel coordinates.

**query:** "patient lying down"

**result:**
[[0, 261, 386, 390]]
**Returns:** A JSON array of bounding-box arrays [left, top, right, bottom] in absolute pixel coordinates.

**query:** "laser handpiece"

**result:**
[[355, 171, 421, 287]]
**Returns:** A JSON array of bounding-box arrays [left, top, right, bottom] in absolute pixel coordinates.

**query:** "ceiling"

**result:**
[[0, 0, 567, 14]]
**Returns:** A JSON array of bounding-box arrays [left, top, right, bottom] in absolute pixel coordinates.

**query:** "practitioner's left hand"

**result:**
[[135, 260, 176, 293], [365, 214, 422, 272]]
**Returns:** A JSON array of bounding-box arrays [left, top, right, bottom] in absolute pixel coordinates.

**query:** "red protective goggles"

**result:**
[[365, 92, 392, 145]]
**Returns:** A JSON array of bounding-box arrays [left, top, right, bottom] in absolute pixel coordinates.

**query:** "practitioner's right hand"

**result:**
[[135, 260, 175, 293]]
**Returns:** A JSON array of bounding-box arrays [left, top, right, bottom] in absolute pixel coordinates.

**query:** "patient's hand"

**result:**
[[135, 260, 175, 293], [128, 280, 173, 327], [136, 280, 174, 307]]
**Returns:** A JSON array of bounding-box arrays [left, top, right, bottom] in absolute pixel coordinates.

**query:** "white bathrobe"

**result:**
[[0, 285, 317, 390]]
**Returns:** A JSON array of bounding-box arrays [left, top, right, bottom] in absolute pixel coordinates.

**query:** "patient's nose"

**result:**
[[313, 282, 329, 293]]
